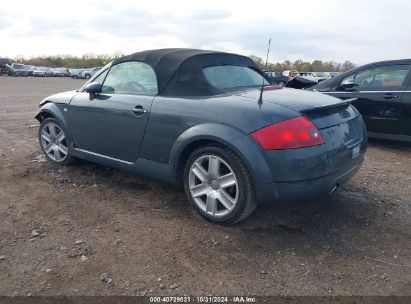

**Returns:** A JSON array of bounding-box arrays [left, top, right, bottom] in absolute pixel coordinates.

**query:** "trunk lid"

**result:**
[[239, 88, 360, 130], [239, 88, 344, 111], [240, 88, 366, 173]]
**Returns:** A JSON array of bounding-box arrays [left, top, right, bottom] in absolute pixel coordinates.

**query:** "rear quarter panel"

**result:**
[[139, 94, 299, 164]]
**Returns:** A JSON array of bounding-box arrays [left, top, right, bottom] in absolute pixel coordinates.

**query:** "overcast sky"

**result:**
[[1, 0, 410, 64]]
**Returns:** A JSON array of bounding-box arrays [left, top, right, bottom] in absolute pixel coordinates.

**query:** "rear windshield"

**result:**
[[203, 65, 266, 90]]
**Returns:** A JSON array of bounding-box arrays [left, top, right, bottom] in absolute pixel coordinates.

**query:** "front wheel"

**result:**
[[183, 146, 257, 225], [39, 118, 75, 165]]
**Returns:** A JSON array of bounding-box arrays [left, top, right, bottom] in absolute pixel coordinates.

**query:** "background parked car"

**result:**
[[62, 68, 71, 77], [282, 70, 299, 79], [308, 59, 411, 142], [26, 65, 37, 76], [8, 63, 29, 77], [51, 68, 61, 77], [264, 71, 289, 86], [52, 68, 70, 77], [45, 67, 54, 77], [81, 67, 102, 79], [313, 72, 331, 80], [33, 67, 48, 77], [324, 72, 341, 78], [0, 58, 12, 75], [296, 72, 327, 83], [70, 68, 85, 79], [286, 76, 318, 89]]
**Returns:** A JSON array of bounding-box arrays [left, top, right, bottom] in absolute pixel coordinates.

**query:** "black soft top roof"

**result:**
[[112, 48, 261, 96]]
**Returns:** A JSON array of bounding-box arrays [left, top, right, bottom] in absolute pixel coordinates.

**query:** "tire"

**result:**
[[39, 118, 76, 165], [85, 74, 91, 79], [183, 145, 257, 225]]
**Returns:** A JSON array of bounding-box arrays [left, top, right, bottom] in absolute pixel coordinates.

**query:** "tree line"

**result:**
[[5, 53, 356, 72], [8, 53, 125, 68], [249, 55, 356, 72]]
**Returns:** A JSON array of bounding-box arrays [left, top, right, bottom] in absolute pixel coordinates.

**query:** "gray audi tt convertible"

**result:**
[[35, 49, 367, 225]]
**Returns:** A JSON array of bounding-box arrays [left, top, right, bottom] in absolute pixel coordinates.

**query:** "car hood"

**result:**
[[39, 90, 78, 106], [237, 87, 344, 113]]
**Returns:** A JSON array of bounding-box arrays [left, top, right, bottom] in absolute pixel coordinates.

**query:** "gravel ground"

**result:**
[[0, 77, 410, 296]]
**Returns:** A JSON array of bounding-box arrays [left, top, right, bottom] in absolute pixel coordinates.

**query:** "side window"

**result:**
[[102, 62, 158, 95], [343, 65, 411, 90], [202, 66, 265, 89]]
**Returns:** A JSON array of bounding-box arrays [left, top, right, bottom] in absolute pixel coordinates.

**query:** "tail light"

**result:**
[[251, 116, 324, 150]]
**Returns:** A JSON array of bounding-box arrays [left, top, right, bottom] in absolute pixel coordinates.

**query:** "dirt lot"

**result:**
[[0, 77, 410, 296]]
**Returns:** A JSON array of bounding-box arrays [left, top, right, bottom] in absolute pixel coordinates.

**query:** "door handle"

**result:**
[[133, 105, 148, 115], [383, 93, 398, 100]]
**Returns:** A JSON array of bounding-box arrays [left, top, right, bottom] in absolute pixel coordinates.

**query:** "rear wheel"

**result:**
[[183, 146, 257, 225], [39, 118, 75, 165], [85, 74, 91, 79]]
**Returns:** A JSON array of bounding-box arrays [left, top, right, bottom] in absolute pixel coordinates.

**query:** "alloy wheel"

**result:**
[[188, 155, 238, 218], [40, 123, 68, 162]]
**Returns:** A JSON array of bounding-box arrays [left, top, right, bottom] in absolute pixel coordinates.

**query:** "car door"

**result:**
[[68, 61, 158, 163], [332, 64, 411, 136]]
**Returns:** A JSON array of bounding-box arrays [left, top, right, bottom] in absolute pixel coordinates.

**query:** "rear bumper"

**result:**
[[254, 113, 367, 205], [256, 157, 363, 205]]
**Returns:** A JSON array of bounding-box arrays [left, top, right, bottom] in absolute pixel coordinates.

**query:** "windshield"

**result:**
[[203, 65, 266, 90]]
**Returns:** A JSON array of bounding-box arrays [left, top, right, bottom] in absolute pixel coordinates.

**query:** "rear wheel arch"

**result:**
[[169, 123, 264, 186], [176, 139, 233, 185]]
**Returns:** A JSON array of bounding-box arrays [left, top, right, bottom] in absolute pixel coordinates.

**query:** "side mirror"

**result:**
[[85, 82, 102, 94], [339, 80, 358, 91]]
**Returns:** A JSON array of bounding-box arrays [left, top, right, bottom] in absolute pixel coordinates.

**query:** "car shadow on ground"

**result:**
[[38, 154, 383, 258], [233, 185, 380, 255]]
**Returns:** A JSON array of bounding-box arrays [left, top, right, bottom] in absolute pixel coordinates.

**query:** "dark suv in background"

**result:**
[[308, 59, 411, 142], [264, 71, 289, 86], [0, 58, 12, 75]]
